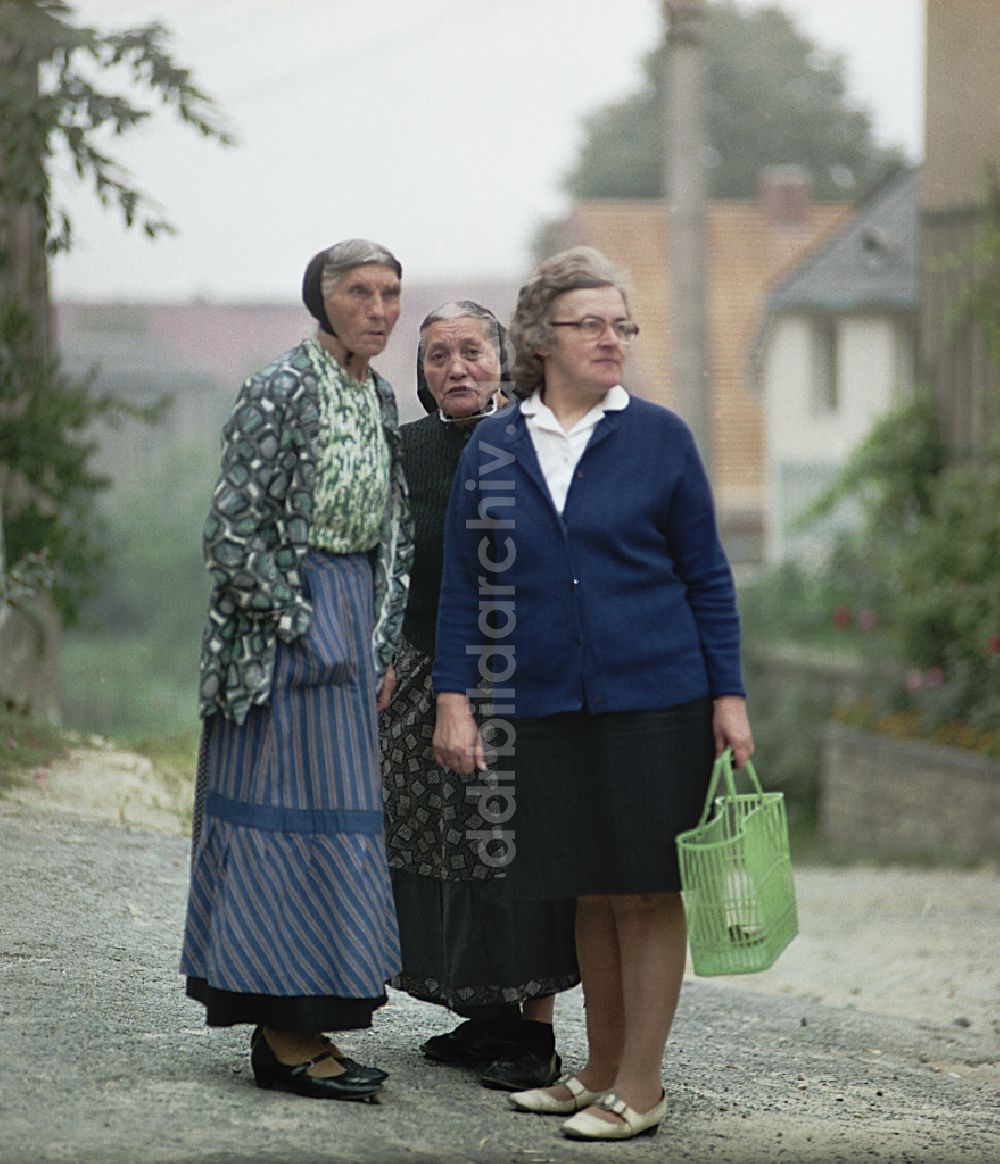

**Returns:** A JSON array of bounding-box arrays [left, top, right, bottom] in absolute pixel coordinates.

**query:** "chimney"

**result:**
[[758, 165, 812, 227]]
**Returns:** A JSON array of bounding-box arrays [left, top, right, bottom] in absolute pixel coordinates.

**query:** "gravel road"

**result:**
[[1, 797, 997, 1163]]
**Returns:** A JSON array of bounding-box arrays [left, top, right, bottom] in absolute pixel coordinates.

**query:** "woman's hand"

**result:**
[[713, 695, 754, 768], [433, 692, 487, 775], [376, 664, 396, 712]]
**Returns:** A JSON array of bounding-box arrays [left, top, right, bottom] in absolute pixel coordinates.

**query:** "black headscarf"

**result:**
[[302, 249, 335, 335], [416, 301, 513, 414], [301, 240, 403, 337]]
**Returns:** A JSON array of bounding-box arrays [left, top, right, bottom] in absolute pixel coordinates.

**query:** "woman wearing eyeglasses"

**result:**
[[432, 246, 753, 1142]]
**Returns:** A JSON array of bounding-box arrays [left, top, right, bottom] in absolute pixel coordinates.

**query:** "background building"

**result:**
[[752, 168, 920, 564]]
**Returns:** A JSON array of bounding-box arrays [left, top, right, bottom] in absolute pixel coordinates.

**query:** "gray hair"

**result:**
[[417, 300, 502, 364], [319, 238, 402, 298], [508, 246, 631, 398], [415, 300, 511, 413], [302, 239, 402, 335]]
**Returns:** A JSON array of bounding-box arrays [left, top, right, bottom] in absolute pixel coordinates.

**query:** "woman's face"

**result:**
[[322, 263, 402, 358], [421, 317, 501, 418], [541, 285, 630, 395]]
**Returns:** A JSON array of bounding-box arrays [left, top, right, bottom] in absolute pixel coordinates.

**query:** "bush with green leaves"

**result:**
[[768, 390, 1000, 753]]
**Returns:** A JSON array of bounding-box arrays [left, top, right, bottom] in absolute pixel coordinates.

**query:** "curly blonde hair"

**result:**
[[508, 246, 631, 398]]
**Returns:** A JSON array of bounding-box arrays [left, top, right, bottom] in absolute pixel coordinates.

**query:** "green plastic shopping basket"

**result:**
[[676, 748, 798, 976]]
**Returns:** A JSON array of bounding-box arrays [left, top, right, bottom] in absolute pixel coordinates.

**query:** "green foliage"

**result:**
[[740, 560, 865, 651], [561, 1, 904, 204], [738, 565, 873, 837], [741, 353, 1000, 847], [874, 457, 1000, 739], [751, 391, 1000, 756], [61, 443, 215, 742], [742, 654, 833, 831], [0, 0, 231, 620], [0, 298, 168, 621], [0, 0, 235, 253], [805, 391, 948, 535], [62, 633, 199, 743], [0, 713, 68, 791]]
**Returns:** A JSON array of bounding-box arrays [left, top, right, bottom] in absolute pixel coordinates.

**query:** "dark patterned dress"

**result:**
[[381, 414, 579, 1012]]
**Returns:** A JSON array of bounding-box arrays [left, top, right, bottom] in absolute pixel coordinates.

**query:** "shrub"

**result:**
[[750, 390, 1000, 758]]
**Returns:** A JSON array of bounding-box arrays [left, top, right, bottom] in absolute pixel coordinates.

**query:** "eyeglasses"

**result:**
[[549, 316, 640, 343]]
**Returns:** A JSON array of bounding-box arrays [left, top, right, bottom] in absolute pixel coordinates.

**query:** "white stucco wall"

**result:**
[[763, 313, 912, 565]]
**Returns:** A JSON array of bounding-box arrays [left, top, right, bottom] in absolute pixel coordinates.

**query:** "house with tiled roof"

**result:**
[[750, 167, 920, 565], [550, 173, 851, 563]]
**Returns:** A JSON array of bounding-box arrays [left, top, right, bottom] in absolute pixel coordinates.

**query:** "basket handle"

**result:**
[[695, 747, 765, 827]]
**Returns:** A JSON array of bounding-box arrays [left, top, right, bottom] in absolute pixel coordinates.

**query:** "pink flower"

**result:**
[[831, 607, 853, 629], [904, 670, 923, 693], [5, 736, 18, 750], [988, 634, 1000, 655], [925, 667, 944, 688], [857, 609, 878, 632]]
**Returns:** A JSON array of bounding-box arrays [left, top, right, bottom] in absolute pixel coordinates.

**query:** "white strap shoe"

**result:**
[[561, 1089, 668, 1140], [508, 1072, 603, 1115]]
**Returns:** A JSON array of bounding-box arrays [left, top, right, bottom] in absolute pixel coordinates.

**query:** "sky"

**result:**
[[49, 0, 925, 302]]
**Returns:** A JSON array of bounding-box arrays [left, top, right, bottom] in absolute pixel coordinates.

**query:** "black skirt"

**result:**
[[501, 700, 715, 899], [381, 635, 579, 1010]]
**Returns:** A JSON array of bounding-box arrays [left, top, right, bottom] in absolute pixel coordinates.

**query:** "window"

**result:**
[[811, 317, 839, 413]]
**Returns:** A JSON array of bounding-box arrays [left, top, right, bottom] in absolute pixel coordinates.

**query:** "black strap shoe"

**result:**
[[335, 1055, 389, 1084], [250, 1031, 383, 1102], [252, 1026, 388, 1085]]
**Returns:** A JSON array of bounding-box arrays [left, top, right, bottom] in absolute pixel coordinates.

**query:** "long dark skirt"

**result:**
[[380, 636, 579, 1012], [505, 699, 716, 900], [180, 551, 400, 1031]]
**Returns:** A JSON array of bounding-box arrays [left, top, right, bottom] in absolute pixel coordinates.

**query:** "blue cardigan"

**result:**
[[432, 395, 745, 716]]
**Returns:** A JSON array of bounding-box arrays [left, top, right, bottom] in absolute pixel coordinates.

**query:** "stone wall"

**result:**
[[821, 723, 1000, 858]]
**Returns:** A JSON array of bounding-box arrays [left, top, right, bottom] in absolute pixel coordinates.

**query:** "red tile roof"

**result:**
[[564, 199, 851, 515]]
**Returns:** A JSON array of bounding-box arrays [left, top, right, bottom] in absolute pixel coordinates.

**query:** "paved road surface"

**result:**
[[1, 810, 997, 1163]]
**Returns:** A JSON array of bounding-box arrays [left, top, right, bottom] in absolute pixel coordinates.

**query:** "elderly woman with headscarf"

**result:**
[[433, 248, 753, 1141], [381, 301, 578, 1093], [180, 239, 412, 1102]]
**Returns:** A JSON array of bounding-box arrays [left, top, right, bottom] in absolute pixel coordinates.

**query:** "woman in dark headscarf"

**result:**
[[181, 239, 412, 1101], [381, 301, 579, 1092]]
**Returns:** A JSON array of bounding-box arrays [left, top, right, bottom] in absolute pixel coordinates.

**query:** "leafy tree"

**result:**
[[1, 0, 234, 252], [0, 0, 232, 621], [0, 297, 171, 619], [562, 1, 905, 203]]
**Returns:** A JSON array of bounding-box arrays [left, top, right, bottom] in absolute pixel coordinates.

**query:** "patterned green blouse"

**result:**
[[310, 342, 390, 553], [198, 337, 413, 725]]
